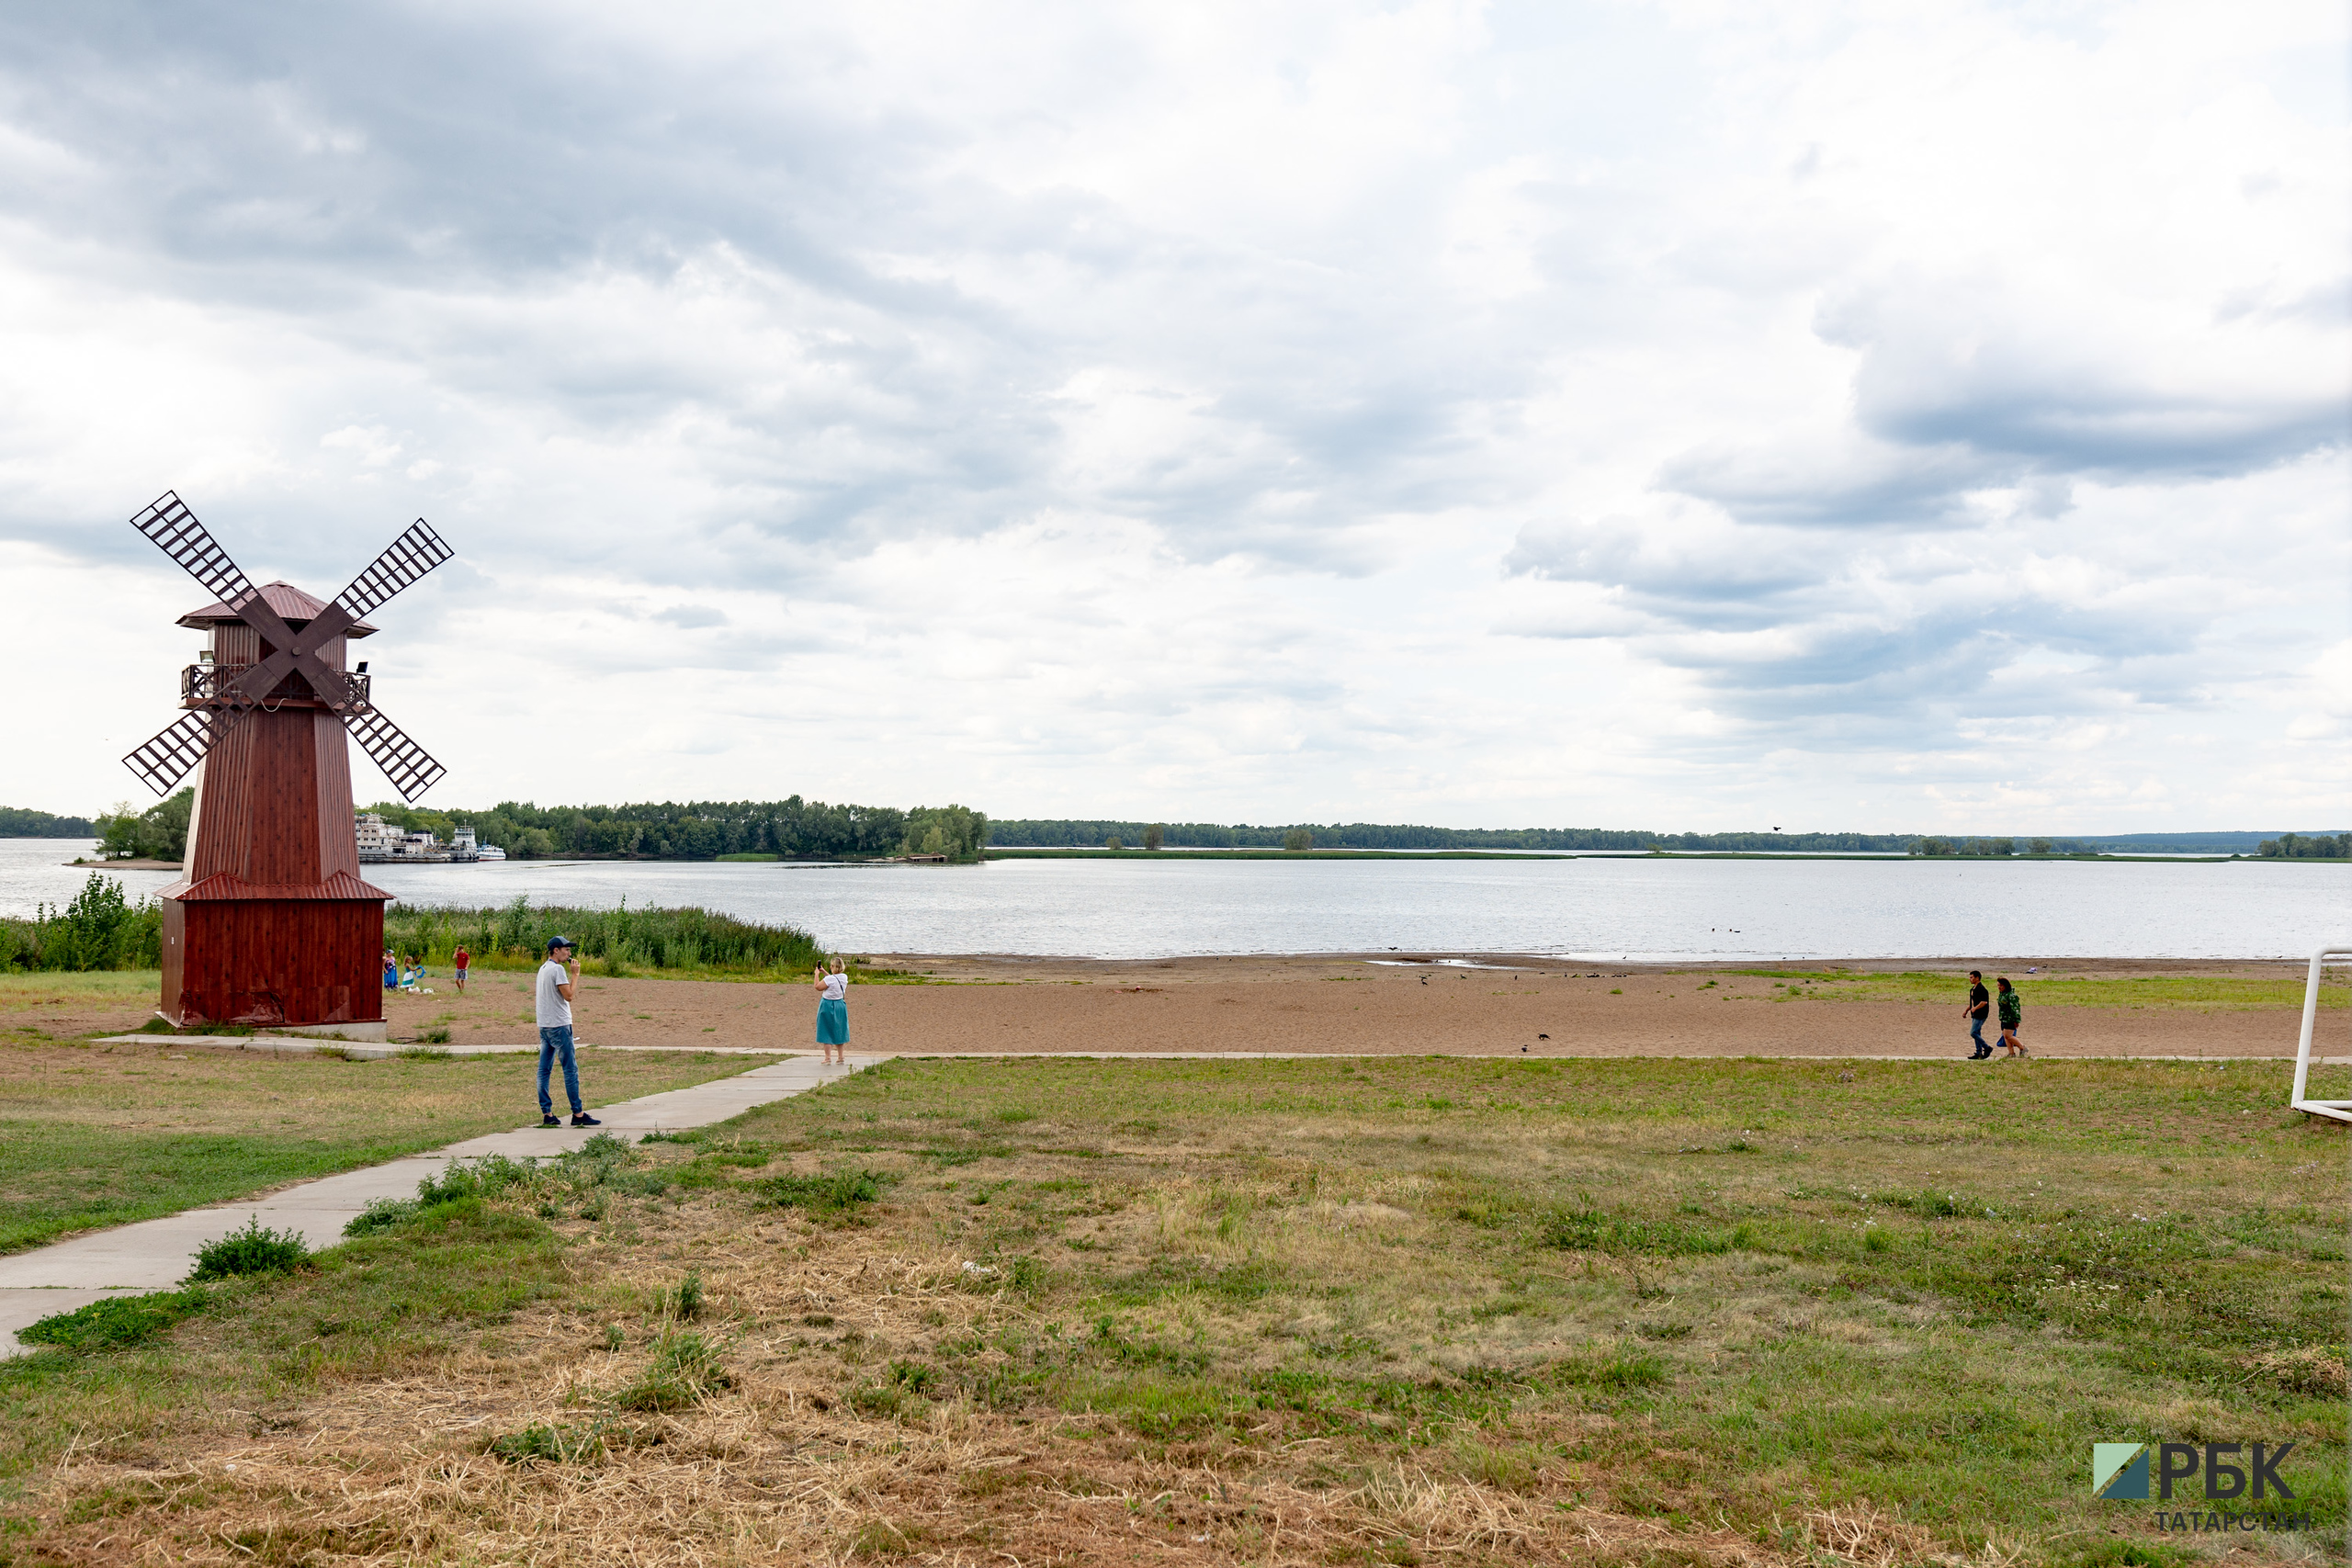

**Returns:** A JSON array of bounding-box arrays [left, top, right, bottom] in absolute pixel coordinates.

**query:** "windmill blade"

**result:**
[[334, 519, 452, 621], [121, 706, 248, 797], [345, 706, 447, 802], [130, 492, 254, 607]]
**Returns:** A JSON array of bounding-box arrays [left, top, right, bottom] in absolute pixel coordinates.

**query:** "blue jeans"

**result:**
[[538, 1025, 582, 1116], [1968, 1016, 1987, 1054]]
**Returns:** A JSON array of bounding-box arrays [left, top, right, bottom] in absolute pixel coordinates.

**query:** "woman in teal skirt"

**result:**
[[813, 955, 849, 1065]]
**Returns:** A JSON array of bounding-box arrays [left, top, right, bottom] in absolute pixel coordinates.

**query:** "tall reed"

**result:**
[[381, 897, 826, 978]]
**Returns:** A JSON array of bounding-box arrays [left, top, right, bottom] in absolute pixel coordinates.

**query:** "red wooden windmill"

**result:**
[[122, 492, 452, 1035]]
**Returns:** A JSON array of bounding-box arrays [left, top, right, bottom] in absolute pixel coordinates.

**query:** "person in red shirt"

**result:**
[[453, 944, 470, 993]]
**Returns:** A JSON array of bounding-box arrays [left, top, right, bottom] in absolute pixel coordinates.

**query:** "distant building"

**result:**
[[356, 811, 490, 863], [355, 812, 398, 861]]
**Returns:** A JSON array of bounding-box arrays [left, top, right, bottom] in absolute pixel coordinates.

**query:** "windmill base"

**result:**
[[161, 896, 388, 1030], [148, 1014, 390, 1043]]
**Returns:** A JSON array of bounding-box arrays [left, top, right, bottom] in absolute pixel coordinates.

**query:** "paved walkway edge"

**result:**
[[868, 1050, 2322, 1062], [1, 1054, 877, 1356], [86, 1036, 791, 1060]]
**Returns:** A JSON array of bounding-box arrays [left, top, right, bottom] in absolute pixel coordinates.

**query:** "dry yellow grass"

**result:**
[[7, 1056, 2341, 1566], [19, 1188, 2026, 1568]]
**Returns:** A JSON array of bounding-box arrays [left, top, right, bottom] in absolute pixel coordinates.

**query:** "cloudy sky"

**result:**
[[3, 1, 2344, 833]]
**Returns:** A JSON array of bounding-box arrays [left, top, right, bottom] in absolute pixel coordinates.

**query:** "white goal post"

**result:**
[[2290, 943, 2352, 1124]]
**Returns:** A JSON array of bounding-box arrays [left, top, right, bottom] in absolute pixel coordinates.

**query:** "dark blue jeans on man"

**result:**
[[1968, 1015, 1989, 1057], [538, 1024, 582, 1117]]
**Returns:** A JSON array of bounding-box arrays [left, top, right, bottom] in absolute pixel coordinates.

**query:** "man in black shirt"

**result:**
[[1962, 970, 1992, 1059]]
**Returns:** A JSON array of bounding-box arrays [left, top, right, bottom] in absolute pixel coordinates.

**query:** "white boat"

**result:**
[[476, 843, 508, 862]]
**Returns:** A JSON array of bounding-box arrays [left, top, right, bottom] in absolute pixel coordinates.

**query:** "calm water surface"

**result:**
[[7, 840, 2343, 960]]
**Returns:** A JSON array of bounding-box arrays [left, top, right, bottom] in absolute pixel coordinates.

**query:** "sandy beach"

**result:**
[[320, 953, 2325, 1058], [17, 954, 2318, 1057]]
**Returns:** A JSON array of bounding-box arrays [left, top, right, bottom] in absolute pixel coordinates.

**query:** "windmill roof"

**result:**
[[177, 581, 378, 637]]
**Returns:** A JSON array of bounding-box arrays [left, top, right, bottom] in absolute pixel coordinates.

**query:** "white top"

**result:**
[[536, 958, 572, 1027], [820, 971, 848, 1002]]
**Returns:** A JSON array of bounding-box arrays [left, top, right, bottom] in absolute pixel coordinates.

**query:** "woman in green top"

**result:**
[[1996, 976, 2025, 1057]]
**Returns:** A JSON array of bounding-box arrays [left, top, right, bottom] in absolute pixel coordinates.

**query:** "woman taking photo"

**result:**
[[814, 955, 850, 1065]]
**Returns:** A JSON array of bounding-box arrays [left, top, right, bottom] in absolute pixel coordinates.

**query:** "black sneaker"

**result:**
[[540, 1115, 562, 1127], [571, 1112, 601, 1127]]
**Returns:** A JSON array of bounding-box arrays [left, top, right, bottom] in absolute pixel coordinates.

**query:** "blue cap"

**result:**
[[548, 935, 575, 952]]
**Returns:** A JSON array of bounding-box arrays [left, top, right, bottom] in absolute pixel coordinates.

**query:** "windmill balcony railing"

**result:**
[[181, 662, 370, 712]]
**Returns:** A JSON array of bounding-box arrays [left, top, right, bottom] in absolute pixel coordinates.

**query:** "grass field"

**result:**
[[0, 1035, 785, 1252], [3, 1055, 2343, 1565], [0, 969, 160, 1014], [1731, 971, 2351, 1012]]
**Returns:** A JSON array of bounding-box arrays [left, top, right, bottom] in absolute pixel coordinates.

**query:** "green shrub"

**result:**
[[417, 1154, 537, 1207], [343, 1198, 423, 1237], [1874, 1188, 1988, 1219], [848, 1380, 910, 1418], [17, 1287, 209, 1352], [759, 1168, 895, 1219], [844, 1359, 947, 1421], [1548, 1349, 1669, 1390], [187, 1216, 308, 1280], [487, 1421, 614, 1466], [2053, 1542, 2199, 1568], [888, 1358, 939, 1394], [613, 1330, 730, 1411], [1540, 1208, 1732, 1258], [3, 873, 165, 972]]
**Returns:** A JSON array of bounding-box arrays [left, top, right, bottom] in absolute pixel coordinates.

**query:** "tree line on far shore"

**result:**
[[366, 797, 989, 863], [0, 806, 96, 837], [1908, 837, 2075, 857], [2258, 832, 2350, 859], [17, 796, 2345, 864], [994, 819, 2116, 855]]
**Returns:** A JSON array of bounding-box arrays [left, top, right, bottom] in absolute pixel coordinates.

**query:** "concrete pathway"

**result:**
[[1, 1053, 877, 1356], [86, 1035, 790, 1060], [871, 1050, 2321, 1061]]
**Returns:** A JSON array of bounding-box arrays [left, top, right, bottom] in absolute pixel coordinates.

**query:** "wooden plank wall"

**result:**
[[186, 710, 337, 886], [172, 899, 387, 1026], [211, 624, 259, 665], [168, 690, 381, 1027], [311, 710, 362, 878]]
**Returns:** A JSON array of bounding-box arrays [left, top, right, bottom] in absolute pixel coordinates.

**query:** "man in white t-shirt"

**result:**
[[536, 937, 599, 1128]]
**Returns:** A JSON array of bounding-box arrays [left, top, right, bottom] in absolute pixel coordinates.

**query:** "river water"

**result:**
[[6, 840, 2343, 960]]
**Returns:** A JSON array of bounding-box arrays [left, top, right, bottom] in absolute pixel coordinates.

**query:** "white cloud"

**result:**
[[0, 0, 2343, 832]]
